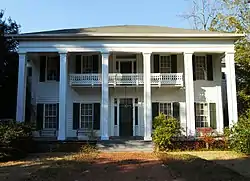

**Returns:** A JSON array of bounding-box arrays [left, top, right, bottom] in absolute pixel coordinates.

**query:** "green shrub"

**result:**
[[0, 121, 33, 147], [228, 111, 250, 154], [152, 113, 182, 151]]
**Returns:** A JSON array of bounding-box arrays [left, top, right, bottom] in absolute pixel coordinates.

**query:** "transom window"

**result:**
[[195, 56, 207, 80], [80, 104, 93, 129], [46, 56, 58, 81], [44, 104, 57, 129], [160, 55, 171, 73], [159, 103, 173, 117], [82, 56, 93, 73], [195, 103, 209, 128]]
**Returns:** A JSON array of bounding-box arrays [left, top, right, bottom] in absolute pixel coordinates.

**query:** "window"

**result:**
[[44, 104, 57, 129], [80, 104, 93, 129], [195, 56, 207, 80], [82, 56, 93, 73], [195, 103, 209, 128], [46, 56, 58, 81], [160, 55, 171, 73], [159, 103, 172, 117]]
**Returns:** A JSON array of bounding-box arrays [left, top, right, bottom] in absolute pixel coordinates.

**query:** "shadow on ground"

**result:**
[[0, 152, 249, 181]]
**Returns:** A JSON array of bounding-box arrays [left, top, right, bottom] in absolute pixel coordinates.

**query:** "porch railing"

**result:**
[[69, 73, 183, 86]]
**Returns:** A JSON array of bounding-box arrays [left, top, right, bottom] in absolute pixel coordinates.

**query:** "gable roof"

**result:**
[[8, 25, 244, 41]]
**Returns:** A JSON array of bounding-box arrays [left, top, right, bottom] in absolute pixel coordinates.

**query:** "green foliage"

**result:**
[[227, 110, 250, 154], [0, 121, 33, 147], [152, 113, 182, 151]]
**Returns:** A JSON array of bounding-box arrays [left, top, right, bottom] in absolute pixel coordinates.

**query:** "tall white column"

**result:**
[[143, 52, 152, 140], [16, 53, 27, 122], [184, 52, 196, 136], [225, 52, 238, 126], [58, 53, 67, 140], [101, 52, 109, 140]]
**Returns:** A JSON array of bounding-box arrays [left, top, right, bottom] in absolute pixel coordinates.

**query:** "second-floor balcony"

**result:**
[[69, 73, 183, 87]]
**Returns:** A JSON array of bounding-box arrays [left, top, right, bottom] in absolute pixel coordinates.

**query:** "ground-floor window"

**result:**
[[195, 102, 217, 129], [80, 103, 93, 129], [159, 103, 173, 117], [44, 104, 57, 129]]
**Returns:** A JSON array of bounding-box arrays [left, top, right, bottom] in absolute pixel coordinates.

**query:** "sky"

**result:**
[[1, 0, 192, 33]]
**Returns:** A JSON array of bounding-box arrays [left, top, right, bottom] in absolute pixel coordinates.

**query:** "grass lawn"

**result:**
[[0, 151, 249, 181]]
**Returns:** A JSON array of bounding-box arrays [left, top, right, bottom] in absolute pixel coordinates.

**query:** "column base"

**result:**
[[101, 136, 109, 140], [57, 136, 66, 141], [144, 136, 152, 141]]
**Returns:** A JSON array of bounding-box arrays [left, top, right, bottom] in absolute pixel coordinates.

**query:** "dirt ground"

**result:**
[[0, 151, 249, 181]]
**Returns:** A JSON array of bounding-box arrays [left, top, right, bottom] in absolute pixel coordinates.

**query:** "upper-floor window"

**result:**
[[193, 55, 213, 81], [39, 55, 59, 82], [82, 56, 93, 73], [46, 56, 58, 81], [160, 55, 171, 73], [75, 54, 99, 74], [195, 56, 207, 80]]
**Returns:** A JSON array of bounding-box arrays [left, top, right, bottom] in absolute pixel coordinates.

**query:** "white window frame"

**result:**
[[195, 55, 207, 80], [159, 102, 173, 117], [43, 104, 57, 130], [160, 55, 171, 73], [45, 56, 58, 81], [80, 103, 94, 130], [81, 55, 93, 73], [195, 102, 210, 128]]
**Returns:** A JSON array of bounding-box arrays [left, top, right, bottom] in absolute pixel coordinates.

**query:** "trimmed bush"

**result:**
[[152, 113, 182, 151], [227, 111, 250, 154], [0, 121, 33, 161]]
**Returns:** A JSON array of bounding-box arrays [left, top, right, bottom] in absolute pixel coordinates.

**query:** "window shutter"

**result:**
[[39, 56, 46, 82], [75, 55, 81, 73], [209, 103, 217, 129], [192, 55, 196, 81], [133, 61, 137, 73], [135, 106, 138, 125], [153, 54, 159, 73], [92, 55, 99, 73], [173, 102, 180, 120], [56, 103, 59, 130], [56, 56, 60, 81], [194, 103, 197, 128], [207, 55, 213, 81], [171, 55, 177, 73], [152, 102, 159, 128], [36, 104, 44, 130], [73, 103, 80, 130], [93, 103, 100, 130]]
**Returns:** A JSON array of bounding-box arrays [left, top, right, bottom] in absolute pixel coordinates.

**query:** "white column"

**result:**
[[184, 52, 196, 136], [58, 53, 67, 140], [225, 52, 238, 126], [16, 53, 27, 122], [101, 52, 109, 140], [143, 52, 152, 140]]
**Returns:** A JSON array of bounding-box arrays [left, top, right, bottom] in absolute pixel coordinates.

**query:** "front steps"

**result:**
[[96, 140, 154, 152]]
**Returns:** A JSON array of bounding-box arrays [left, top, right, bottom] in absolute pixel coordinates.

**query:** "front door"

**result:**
[[119, 98, 133, 136], [120, 61, 132, 73]]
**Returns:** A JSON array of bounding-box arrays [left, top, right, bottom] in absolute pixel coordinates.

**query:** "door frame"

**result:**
[[115, 58, 136, 73], [113, 97, 139, 136]]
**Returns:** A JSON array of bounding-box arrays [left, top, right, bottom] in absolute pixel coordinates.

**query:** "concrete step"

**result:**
[[96, 140, 154, 152]]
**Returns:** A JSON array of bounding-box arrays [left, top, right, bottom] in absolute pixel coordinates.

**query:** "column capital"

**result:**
[[100, 51, 110, 55], [184, 51, 194, 55], [225, 51, 235, 55], [142, 51, 152, 55]]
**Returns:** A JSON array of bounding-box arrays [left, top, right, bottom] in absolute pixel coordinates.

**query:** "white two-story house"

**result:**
[[12, 25, 242, 141]]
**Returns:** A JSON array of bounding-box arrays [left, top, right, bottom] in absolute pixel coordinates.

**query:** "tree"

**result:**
[[0, 10, 20, 118], [180, 0, 250, 115]]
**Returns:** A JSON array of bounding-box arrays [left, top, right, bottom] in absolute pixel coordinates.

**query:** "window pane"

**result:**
[[160, 56, 171, 73], [44, 104, 57, 129], [80, 104, 93, 129], [195, 56, 206, 80], [47, 57, 58, 81], [195, 103, 209, 128]]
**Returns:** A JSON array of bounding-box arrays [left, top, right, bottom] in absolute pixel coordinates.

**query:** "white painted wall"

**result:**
[[28, 49, 224, 137]]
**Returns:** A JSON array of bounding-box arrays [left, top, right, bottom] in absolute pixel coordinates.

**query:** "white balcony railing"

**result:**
[[69, 73, 183, 86]]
